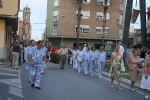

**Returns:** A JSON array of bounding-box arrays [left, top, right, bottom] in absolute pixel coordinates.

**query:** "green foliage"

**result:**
[[50, 53, 60, 64]]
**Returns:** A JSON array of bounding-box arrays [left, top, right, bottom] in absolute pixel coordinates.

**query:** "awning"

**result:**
[[0, 15, 18, 32]]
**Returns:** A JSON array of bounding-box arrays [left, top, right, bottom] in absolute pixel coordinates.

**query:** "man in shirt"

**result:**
[[59, 45, 68, 69], [140, 48, 146, 59], [118, 42, 124, 57], [12, 40, 20, 69]]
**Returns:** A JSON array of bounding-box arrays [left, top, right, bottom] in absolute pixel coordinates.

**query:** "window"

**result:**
[[54, 0, 59, 6], [96, 27, 102, 34], [97, 0, 110, 5], [0, 0, 3, 7], [120, 0, 123, 10], [53, 11, 58, 22], [76, 11, 90, 19], [53, 25, 58, 35], [75, 25, 90, 33], [96, 12, 110, 20], [77, 0, 91, 4], [119, 15, 123, 25], [105, 27, 109, 34], [119, 29, 123, 38]]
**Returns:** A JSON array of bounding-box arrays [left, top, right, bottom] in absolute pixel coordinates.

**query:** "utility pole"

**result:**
[[122, 0, 133, 61], [76, 0, 82, 48], [140, 0, 147, 52], [102, 0, 108, 47], [62, 15, 65, 46]]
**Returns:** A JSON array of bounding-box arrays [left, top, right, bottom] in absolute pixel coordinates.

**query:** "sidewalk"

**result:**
[[0, 58, 10, 67]]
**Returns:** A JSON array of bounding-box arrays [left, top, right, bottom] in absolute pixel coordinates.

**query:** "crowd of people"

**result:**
[[58, 43, 150, 99], [9, 40, 150, 98]]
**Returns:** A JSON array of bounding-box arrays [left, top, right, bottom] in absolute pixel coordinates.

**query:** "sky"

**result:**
[[130, 0, 150, 28], [19, 0, 47, 40], [19, 0, 150, 40]]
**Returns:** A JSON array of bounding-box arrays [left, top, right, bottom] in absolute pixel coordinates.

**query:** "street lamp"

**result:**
[[62, 15, 65, 46]]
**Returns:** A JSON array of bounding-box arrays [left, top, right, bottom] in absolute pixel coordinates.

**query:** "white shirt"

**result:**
[[119, 45, 124, 56]]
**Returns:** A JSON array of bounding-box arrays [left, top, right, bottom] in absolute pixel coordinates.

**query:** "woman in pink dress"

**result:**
[[141, 50, 150, 99]]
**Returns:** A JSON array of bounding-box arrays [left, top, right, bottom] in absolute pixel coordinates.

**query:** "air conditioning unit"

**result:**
[[116, 18, 120, 25]]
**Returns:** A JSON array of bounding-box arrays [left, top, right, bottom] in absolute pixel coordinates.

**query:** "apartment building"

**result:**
[[46, 0, 126, 49], [0, 0, 20, 62]]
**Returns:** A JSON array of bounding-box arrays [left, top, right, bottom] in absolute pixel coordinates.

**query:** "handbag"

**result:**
[[121, 59, 125, 72]]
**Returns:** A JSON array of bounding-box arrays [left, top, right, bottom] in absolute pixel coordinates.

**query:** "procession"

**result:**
[[8, 39, 150, 99]]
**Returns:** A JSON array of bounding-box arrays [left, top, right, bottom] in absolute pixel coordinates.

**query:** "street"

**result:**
[[0, 63, 147, 100]]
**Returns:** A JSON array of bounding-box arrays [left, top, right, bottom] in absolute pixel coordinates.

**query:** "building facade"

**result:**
[[22, 6, 31, 44], [0, 0, 20, 62], [46, 0, 126, 50]]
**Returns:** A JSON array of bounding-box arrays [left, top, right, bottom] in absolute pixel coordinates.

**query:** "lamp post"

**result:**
[[62, 15, 65, 46], [102, 0, 108, 47]]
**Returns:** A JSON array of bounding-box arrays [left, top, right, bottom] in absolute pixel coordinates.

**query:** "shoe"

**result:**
[[35, 87, 41, 90], [60, 68, 63, 69], [78, 71, 81, 73], [144, 95, 149, 99], [85, 74, 88, 75], [29, 80, 31, 83], [31, 84, 34, 87], [41, 72, 44, 74], [118, 87, 122, 91], [110, 85, 114, 88], [131, 88, 136, 92], [91, 75, 94, 77]]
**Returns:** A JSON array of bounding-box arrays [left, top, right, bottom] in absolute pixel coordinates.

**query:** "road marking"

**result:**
[[0, 72, 17, 77], [7, 98, 12, 100], [9, 86, 23, 98], [0, 68, 17, 72]]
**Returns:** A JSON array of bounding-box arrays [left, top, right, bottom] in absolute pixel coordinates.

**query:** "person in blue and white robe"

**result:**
[[83, 47, 90, 75], [76, 46, 83, 73], [89, 46, 97, 77], [96, 46, 106, 79], [41, 43, 47, 74], [28, 40, 47, 90], [24, 40, 35, 82]]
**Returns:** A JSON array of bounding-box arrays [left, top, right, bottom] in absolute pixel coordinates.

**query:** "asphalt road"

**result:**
[[0, 63, 148, 100]]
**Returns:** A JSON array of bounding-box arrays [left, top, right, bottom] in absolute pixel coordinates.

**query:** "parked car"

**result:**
[[105, 50, 112, 59]]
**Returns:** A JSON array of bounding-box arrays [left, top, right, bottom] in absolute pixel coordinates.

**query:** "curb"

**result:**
[[94, 69, 141, 89]]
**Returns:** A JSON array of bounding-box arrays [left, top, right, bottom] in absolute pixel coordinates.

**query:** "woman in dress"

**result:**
[[128, 49, 141, 92], [110, 45, 122, 90], [72, 47, 77, 69], [141, 50, 150, 99], [83, 47, 90, 75], [89, 46, 97, 77], [76, 46, 83, 73]]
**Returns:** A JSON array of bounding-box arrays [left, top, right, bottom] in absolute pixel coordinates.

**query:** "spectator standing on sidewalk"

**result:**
[[59, 45, 68, 69], [110, 45, 122, 90], [12, 40, 20, 70], [140, 50, 150, 99], [128, 49, 141, 92]]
